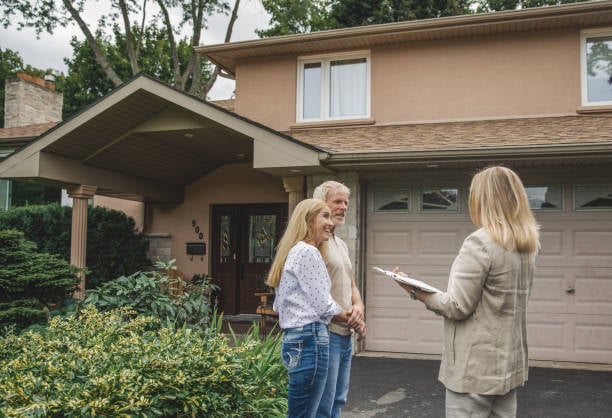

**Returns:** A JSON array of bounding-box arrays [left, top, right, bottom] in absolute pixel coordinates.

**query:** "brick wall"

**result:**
[[4, 73, 63, 128]]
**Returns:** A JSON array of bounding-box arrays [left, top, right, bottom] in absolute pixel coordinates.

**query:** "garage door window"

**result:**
[[373, 190, 410, 212], [525, 186, 564, 210], [574, 184, 612, 209], [419, 188, 459, 212]]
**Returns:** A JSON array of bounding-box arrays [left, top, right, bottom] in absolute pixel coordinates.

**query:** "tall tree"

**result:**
[[331, 0, 474, 28], [259, 0, 475, 36], [257, 0, 333, 37], [61, 25, 211, 118], [478, 0, 585, 12], [1, 0, 241, 98], [0, 49, 24, 129], [259, 0, 593, 36]]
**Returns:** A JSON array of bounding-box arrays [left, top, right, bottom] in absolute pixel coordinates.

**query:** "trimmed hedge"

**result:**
[[0, 306, 288, 417], [0, 204, 150, 289]]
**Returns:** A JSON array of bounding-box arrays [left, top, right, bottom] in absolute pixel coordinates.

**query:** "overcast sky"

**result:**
[[0, 0, 270, 100]]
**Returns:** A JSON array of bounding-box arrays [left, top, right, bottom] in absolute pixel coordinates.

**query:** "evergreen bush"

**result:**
[[0, 306, 288, 417], [0, 204, 150, 288], [0, 230, 79, 330]]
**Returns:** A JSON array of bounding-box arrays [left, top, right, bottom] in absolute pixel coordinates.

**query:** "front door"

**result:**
[[211, 204, 287, 315]]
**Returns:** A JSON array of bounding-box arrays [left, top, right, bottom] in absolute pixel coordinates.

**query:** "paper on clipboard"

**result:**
[[372, 266, 443, 294]]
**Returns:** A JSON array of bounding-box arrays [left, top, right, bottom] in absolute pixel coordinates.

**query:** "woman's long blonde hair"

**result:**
[[266, 199, 329, 288], [469, 166, 539, 253]]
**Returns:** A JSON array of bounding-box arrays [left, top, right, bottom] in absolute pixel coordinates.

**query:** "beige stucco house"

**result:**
[[1, 1, 612, 364]]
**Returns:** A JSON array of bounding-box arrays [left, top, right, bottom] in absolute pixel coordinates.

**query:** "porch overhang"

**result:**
[[0, 74, 329, 202]]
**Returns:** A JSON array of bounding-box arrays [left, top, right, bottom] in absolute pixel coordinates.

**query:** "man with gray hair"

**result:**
[[313, 180, 366, 418]]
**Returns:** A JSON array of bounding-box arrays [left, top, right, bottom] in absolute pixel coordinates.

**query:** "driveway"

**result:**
[[342, 355, 612, 417]]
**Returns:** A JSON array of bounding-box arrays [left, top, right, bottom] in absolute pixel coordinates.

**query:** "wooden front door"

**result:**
[[211, 204, 287, 315]]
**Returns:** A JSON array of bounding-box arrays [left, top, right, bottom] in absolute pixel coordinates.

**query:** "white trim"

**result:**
[[296, 50, 371, 123], [580, 27, 612, 107]]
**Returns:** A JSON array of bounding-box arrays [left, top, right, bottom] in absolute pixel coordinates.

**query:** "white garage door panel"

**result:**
[[365, 183, 612, 364], [528, 313, 612, 363], [529, 268, 567, 306], [371, 231, 412, 254], [418, 231, 462, 255], [366, 307, 443, 353], [573, 230, 612, 257], [539, 230, 564, 256], [574, 269, 612, 315]]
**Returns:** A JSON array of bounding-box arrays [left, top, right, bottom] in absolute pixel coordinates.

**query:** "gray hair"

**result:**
[[313, 180, 351, 201]]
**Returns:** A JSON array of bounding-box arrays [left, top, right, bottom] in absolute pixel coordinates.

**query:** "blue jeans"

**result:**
[[316, 332, 353, 418], [282, 322, 330, 418]]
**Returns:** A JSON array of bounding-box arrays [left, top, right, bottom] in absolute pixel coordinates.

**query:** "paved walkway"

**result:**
[[342, 355, 612, 417]]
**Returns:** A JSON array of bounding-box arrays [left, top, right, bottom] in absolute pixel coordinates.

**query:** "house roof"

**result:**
[[0, 75, 328, 202], [291, 115, 612, 170], [197, 1, 612, 75]]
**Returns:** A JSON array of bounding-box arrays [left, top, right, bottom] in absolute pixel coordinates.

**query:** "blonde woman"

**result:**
[[267, 199, 351, 418], [394, 166, 539, 418]]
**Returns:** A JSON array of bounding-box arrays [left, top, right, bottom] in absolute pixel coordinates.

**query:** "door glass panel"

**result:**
[[373, 190, 410, 212], [249, 214, 276, 263], [420, 188, 459, 212], [220, 215, 231, 263], [574, 184, 612, 209], [525, 186, 563, 210]]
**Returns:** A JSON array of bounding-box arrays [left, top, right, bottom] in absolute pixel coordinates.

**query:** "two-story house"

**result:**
[[1, 1, 611, 363]]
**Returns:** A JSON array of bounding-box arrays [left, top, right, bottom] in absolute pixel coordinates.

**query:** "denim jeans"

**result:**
[[282, 322, 330, 418], [316, 332, 353, 418]]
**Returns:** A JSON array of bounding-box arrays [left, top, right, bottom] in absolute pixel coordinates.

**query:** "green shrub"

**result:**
[[0, 204, 150, 288], [0, 306, 287, 417], [0, 230, 79, 330], [84, 260, 218, 330]]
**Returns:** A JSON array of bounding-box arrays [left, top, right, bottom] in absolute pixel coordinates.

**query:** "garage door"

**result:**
[[364, 183, 612, 364]]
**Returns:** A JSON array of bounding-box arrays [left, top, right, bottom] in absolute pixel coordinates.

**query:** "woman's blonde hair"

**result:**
[[266, 198, 329, 288], [469, 166, 539, 253]]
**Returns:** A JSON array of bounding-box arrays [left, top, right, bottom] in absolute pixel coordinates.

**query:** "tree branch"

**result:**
[[202, 0, 240, 96], [118, 0, 140, 74], [62, 0, 123, 87], [156, 0, 182, 89]]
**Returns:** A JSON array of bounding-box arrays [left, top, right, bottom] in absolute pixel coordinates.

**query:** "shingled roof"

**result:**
[[288, 115, 612, 153]]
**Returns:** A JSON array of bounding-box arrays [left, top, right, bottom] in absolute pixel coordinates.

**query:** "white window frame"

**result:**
[[580, 28, 612, 107], [296, 50, 371, 123]]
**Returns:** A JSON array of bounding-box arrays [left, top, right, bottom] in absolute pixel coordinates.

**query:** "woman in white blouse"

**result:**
[[267, 198, 351, 418]]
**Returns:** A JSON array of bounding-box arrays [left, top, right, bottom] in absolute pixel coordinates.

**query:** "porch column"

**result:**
[[67, 185, 97, 299], [282, 176, 305, 217]]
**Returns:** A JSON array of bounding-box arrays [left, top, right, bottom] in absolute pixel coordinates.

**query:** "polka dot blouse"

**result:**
[[273, 241, 342, 329]]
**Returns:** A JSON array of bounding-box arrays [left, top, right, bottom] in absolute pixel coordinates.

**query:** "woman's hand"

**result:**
[[392, 266, 414, 293]]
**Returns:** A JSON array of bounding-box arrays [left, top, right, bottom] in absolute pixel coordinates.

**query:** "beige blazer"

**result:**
[[425, 228, 537, 395]]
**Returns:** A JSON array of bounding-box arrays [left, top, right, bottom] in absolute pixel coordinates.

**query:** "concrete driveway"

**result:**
[[342, 354, 612, 418]]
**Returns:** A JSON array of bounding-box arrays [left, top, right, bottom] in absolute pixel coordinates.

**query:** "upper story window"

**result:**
[[297, 51, 370, 122], [581, 28, 612, 106]]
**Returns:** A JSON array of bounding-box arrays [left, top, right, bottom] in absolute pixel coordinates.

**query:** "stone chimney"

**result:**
[[4, 73, 63, 128]]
